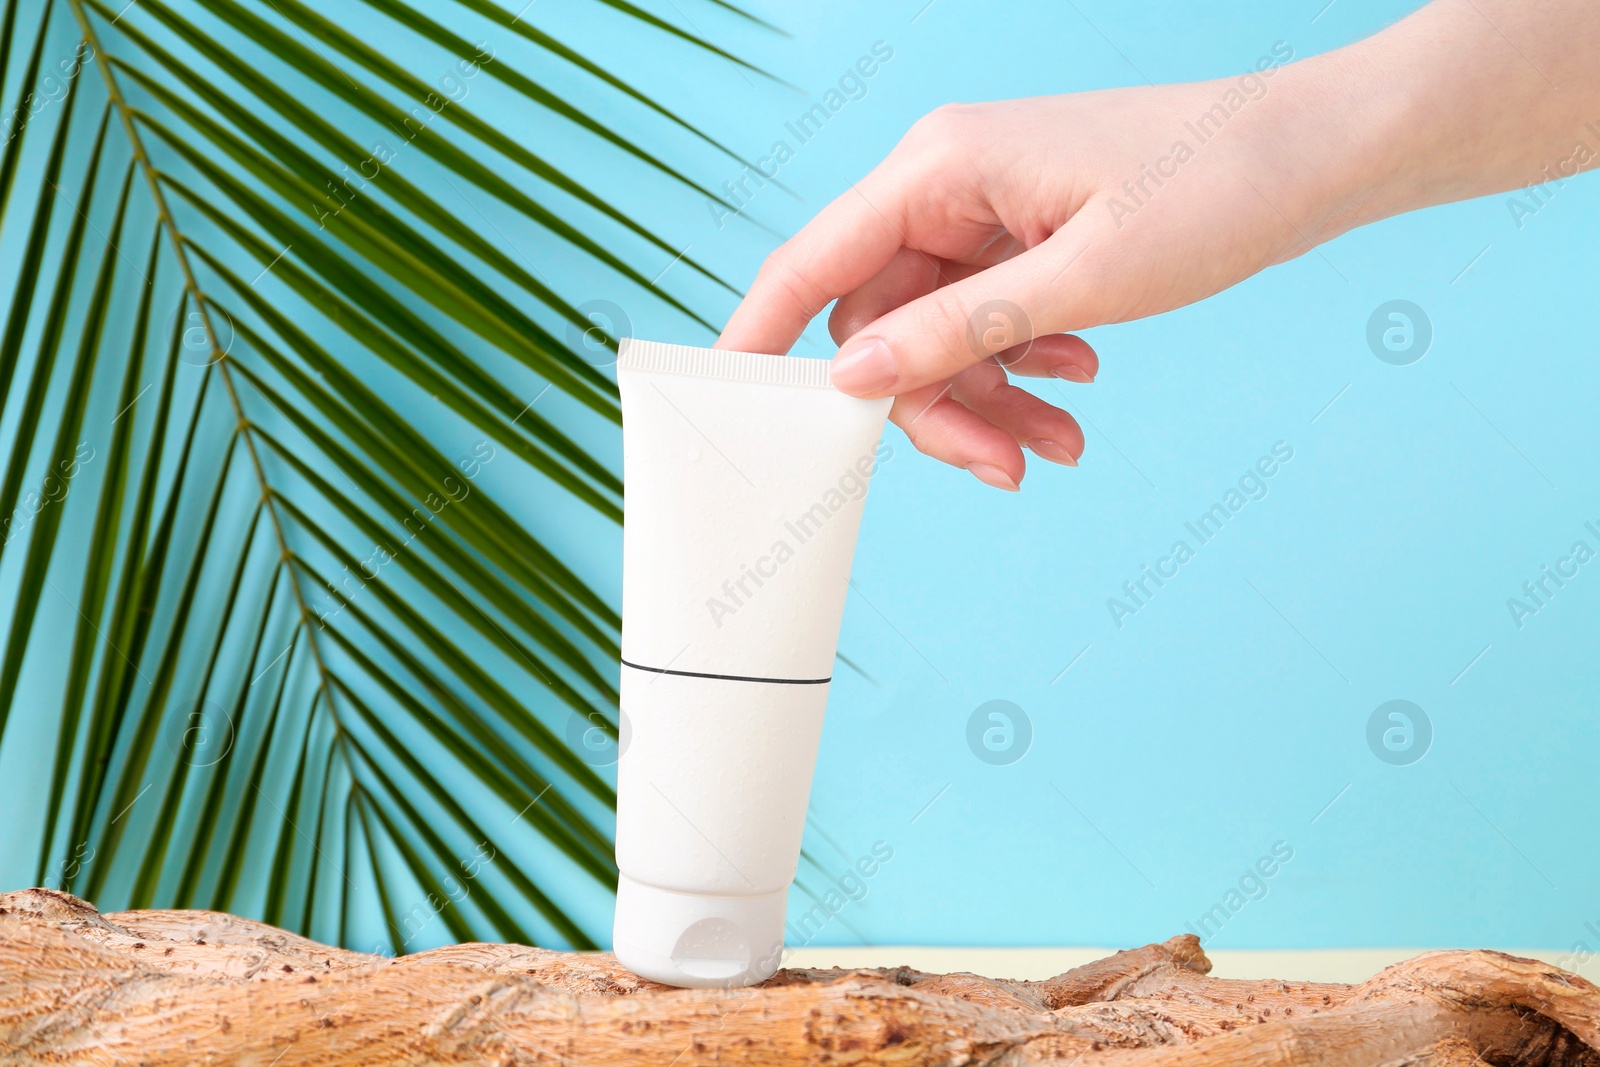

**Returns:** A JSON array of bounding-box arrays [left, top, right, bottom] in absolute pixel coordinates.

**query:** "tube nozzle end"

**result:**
[[612, 874, 787, 988]]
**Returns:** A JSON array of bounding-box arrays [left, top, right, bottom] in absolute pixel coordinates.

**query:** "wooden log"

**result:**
[[1, 888, 1596, 1066]]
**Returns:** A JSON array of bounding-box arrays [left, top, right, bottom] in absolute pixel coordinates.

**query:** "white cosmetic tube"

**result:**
[[611, 339, 892, 988]]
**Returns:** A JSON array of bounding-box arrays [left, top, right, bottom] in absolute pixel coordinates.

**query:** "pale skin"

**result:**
[[716, 0, 1600, 491]]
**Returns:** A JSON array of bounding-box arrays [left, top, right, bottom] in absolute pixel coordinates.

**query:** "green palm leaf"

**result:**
[[0, 0, 776, 953]]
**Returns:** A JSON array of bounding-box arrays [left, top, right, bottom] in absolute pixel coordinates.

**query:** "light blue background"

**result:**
[[5, 0, 1596, 956], [541, 0, 1600, 953]]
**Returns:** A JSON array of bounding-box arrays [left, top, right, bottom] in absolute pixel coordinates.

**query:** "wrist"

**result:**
[[1273, 0, 1600, 238], [1265, 42, 1423, 244]]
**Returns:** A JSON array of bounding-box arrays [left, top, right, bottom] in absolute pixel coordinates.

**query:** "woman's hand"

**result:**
[[716, 0, 1599, 490], [718, 64, 1351, 489]]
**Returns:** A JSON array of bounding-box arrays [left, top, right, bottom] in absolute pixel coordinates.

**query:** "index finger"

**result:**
[[716, 178, 909, 355]]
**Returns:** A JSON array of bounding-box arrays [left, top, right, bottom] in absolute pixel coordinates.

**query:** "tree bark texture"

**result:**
[[2, 888, 1597, 1065]]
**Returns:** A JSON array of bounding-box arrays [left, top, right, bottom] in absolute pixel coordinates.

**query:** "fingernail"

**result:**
[[967, 463, 1020, 492], [1052, 364, 1094, 384], [1025, 438, 1078, 466], [831, 338, 898, 393]]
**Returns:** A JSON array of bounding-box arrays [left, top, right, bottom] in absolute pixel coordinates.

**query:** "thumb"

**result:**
[[828, 233, 1094, 398]]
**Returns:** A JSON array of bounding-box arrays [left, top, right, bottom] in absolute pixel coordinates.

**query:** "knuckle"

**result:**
[[900, 103, 976, 158], [757, 251, 827, 320], [910, 102, 972, 138], [892, 395, 943, 453], [901, 414, 938, 456], [753, 242, 795, 284]]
